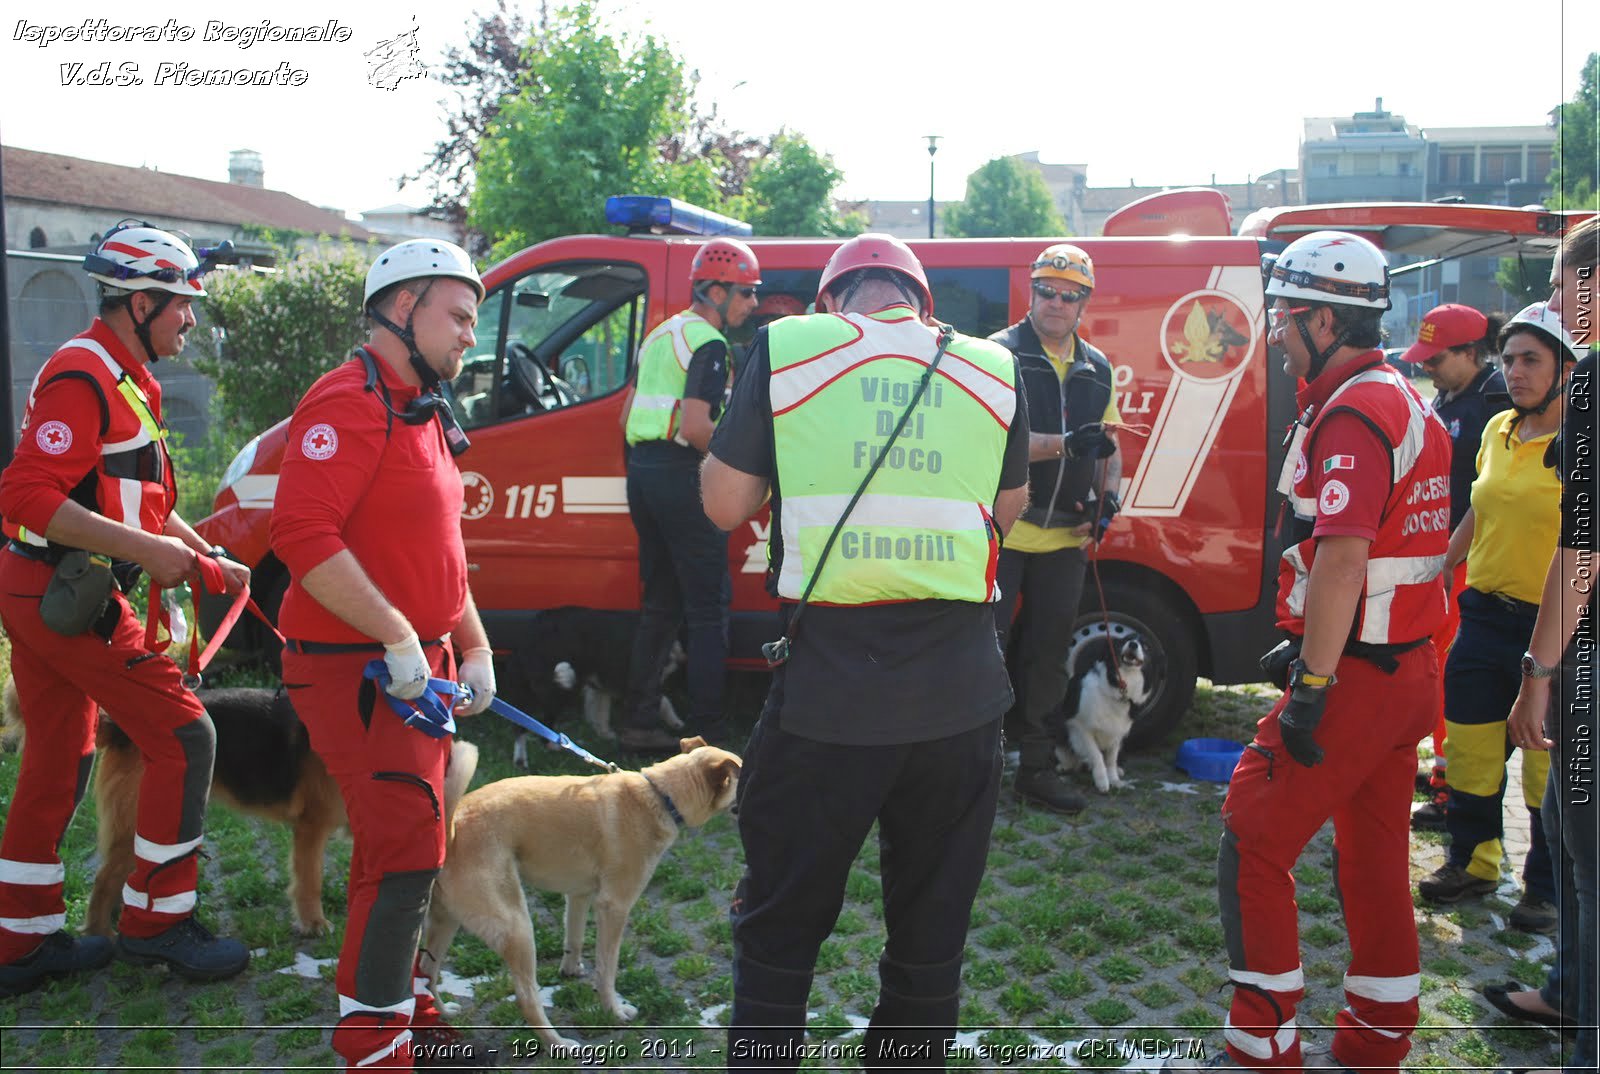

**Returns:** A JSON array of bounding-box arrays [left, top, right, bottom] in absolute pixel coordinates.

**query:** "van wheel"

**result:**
[[1067, 578, 1198, 752]]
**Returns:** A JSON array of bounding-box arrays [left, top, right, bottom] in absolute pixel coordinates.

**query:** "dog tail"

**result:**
[[443, 738, 479, 839], [0, 677, 21, 751]]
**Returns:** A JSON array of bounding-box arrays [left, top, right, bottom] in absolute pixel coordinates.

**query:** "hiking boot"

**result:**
[[1410, 787, 1450, 831], [1302, 1040, 1355, 1072], [1015, 767, 1086, 815], [617, 725, 683, 754], [116, 916, 249, 982], [412, 1020, 500, 1068], [0, 931, 114, 998], [1509, 892, 1558, 935], [1159, 1045, 1259, 1070], [1418, 863, 1496, 904]]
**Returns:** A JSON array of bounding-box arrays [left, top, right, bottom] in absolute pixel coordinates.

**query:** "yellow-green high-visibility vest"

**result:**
[[768, 305, 1017, 605], [625, 310, 725, 446]]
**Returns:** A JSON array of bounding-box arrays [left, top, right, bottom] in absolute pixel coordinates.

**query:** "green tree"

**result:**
[[195, 245, 370, 443], [470, 2, 727, 259], [943, 156, 1066, 238], [745, 132, 862, 236], [1552, 52, 1599, 210], [464, 3, 851, 254], [1495, 255, 1556, 309]]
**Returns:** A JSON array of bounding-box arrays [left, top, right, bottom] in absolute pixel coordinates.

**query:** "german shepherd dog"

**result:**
[[2, 680, 346, 936]]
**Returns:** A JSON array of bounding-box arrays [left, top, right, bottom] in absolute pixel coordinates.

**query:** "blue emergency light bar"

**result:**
[[604, 196, 753, 237]]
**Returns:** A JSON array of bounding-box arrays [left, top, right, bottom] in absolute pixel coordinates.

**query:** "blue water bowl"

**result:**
[[1176, 738, 1247, 783]]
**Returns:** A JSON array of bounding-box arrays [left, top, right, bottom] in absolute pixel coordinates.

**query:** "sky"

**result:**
[[2, 0, 1596, 223]]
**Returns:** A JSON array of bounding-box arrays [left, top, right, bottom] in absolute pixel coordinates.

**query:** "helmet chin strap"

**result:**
[[367, 281, 441, 389], [128, 290, 176, 364], [1514, 371, 1569, 419], [1293, 310, 1347, 381]]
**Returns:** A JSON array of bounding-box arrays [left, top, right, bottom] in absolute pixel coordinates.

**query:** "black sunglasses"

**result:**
[[732, 286, 757, 299], [1032, 281, 1089, 304]]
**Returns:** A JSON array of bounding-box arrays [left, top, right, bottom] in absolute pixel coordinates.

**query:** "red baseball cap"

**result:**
[[1401, 304, 1488, 365]]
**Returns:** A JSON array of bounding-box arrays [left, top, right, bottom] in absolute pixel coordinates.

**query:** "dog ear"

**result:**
[[679, 736, 708, 753], [710, 755, 741, 791]]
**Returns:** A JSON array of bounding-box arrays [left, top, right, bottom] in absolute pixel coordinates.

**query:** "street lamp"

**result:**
[[925, 135, 941, 239]]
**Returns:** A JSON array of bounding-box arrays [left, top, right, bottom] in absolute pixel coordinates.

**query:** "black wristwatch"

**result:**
[[1521, 651, 1558, 680]]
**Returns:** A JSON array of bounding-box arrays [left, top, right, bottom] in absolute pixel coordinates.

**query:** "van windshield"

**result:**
[[453, 260, 646, 429]]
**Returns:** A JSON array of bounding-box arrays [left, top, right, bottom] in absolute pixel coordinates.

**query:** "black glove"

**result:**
[[1277, 660, 1332, 767], [1063, 422, 1116, 460], [1259, 639, 1302, 690], [1093, 490, 1122, 542]]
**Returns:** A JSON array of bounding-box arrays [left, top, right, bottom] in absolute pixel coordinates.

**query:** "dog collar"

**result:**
[[641, 773, 686, 828]]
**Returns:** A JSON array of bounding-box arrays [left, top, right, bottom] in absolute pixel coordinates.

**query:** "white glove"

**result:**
[[382, 632, 431, 700], [458, 647, 496, 716]]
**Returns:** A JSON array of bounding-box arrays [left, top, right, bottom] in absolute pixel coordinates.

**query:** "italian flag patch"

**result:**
[[1323, 454, 1355, 473]]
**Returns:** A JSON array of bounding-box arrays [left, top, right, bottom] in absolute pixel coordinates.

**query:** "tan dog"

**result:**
[[421, 736, 741, 1050]]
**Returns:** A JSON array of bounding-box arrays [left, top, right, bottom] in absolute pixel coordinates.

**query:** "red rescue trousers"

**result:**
[[1219, 643, 1438, 1071], [0, 551, 212, 960], [282, 646, 452, 1071]]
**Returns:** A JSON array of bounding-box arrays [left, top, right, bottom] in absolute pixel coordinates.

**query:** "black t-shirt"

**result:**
[[710, 323, 1031, 746], [1433, 365, 1511, 530], [630, 338, 730, 466]]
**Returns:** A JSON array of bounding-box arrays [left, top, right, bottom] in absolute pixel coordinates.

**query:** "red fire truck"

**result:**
[[197, 193, 1585, 748]]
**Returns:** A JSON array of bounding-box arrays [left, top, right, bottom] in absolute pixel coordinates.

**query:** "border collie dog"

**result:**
[[1053, 635, 1153, 793]]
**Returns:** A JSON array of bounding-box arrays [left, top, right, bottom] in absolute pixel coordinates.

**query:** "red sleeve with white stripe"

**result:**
[[0, 376, 107, 538], [1308, 412, 1390, 541]]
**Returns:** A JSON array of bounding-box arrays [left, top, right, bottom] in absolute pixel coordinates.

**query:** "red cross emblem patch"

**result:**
[[35, 420, 72, 455], [302, 423, 339, 460]]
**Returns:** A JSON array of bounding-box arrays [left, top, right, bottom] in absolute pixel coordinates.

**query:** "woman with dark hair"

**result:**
[[1401, 305, 1510, 830], [1418, 304, 1580, 936], [1486, 213, 1599, 1074]]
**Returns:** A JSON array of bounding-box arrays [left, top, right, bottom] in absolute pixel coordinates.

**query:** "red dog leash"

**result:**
[[145, 553, 283, 688]]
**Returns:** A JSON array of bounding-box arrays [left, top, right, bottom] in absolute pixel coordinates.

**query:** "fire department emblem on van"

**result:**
[[302, 424, 338, 460], [35, 421, 72, 455], [461, 472, 494, 520], [1161, 292, 1253, 382]]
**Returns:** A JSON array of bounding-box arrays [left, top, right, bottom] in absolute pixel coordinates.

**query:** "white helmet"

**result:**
[[84, 223, 210, 297], [1505, 301, 1583, 363], [1262, 231, 1390, 310], [364, 239, 484, 308]]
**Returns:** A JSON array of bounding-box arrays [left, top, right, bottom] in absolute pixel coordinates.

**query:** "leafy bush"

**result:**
[[195, 244, 371, 443]]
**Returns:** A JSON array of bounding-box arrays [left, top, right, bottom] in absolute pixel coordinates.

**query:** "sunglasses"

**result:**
[[1032, 282, 1089, 304], [732, 286, 757, 299]]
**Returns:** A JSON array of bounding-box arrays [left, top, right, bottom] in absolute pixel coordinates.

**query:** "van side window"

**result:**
[[451, 261, 647, 431], [927, 268, 1008, 339]]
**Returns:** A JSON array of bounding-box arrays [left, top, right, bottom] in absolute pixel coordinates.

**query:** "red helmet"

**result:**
[[816, 233, 933, 316], [754, 294, 807, 320], [690, 237, 761, 286]]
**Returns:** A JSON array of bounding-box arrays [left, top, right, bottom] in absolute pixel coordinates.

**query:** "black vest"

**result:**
[[989, 318, 1114, 528]]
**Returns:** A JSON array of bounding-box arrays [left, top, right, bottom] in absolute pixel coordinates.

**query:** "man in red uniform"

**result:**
[[270, 239, 496, 1069], [0, 223, 250, 996], [1193, 232, 1451, 1071]]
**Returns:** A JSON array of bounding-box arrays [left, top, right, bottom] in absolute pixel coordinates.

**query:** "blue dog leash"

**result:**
[[362, 661, 461, 739], [363, 660, 618, 772], [484, 695, 619, 773]]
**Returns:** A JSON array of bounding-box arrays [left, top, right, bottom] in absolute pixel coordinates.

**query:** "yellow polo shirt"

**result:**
[[1006, 337, 1122, 554], [1463, 410, 1561, 603]]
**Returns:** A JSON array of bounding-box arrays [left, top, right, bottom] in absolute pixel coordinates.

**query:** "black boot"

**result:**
[[0, 931, 114, 998], [116, 916, 249, 981]]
